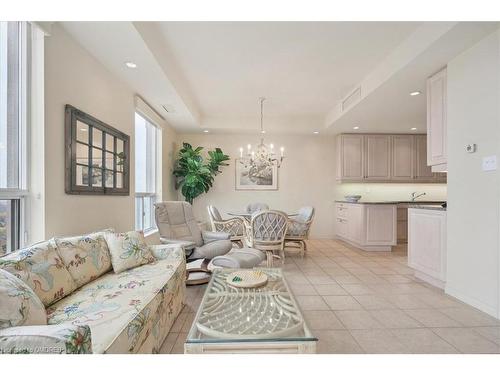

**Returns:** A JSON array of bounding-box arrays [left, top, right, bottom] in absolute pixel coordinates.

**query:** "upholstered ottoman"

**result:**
[[211, 247, 266, 269]]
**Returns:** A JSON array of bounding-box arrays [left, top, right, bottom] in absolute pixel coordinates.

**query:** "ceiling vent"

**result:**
[[162, 104, 175, 114], [341, 86, 362, 112]]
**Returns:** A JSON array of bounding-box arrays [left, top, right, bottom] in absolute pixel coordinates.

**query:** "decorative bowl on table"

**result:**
[[226, 270, 268, 288], [344, 195, 362, 202]]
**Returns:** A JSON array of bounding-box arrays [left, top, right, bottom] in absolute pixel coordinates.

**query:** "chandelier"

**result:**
[[238, 97, 285, 169]]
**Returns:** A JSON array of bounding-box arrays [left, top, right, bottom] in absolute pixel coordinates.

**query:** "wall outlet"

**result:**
[[482, 155, 497, 171]]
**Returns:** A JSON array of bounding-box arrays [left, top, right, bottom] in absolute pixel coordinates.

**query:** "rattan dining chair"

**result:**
[[207, 205, 245, 248], [284, 206, 315, 257], [244, 210, 289, 267]]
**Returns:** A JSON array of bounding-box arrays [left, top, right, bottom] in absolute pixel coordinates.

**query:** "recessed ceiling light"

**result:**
[[353, 126, 360, 130], [409, 91, 421, 96], [261, 130, 266, 134], [313, 131, 319, 134], [203, 130, 209, 133], [411, 127, 417, 131], [125, 61, 137, 69]]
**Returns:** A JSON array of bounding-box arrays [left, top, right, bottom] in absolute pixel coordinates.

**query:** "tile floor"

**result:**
[[160, 239, 500, 354]]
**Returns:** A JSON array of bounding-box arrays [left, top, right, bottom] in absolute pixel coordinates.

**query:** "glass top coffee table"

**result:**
[[184, 268, 317, 354]]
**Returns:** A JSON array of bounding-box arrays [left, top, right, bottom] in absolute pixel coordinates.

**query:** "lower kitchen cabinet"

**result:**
[[335, 202, 397, 251], [408, 208, 447, 289], [397, 207, 408, 243]]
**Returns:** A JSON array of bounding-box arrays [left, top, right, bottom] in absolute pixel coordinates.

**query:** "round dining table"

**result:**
[[227, 211, 298, 221]]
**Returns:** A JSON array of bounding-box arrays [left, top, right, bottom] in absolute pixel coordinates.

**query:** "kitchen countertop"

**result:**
[[407, 204, 447, 211], [335, 200, 446, 205]]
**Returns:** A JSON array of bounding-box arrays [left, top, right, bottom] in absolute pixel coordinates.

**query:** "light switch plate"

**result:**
[[482, 155, 497, 171]]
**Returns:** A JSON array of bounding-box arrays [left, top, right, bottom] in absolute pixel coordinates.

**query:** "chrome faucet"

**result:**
[[410, 192, 426, 201]]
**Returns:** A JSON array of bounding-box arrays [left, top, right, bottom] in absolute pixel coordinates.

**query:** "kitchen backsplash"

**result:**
[[336, 183, 447, 201]]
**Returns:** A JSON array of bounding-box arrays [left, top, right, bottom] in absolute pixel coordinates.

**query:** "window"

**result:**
[[135, 112, 159, 232], [0, 22, 28, 255]]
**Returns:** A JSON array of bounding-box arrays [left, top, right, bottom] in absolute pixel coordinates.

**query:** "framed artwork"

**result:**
[[65, 105, 130, 195], [235, 159, 278, 190]]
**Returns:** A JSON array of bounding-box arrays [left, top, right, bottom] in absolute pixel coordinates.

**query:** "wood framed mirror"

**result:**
[[65, 105, 130, 195]]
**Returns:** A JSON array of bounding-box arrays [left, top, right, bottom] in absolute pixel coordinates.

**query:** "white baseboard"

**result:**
[[414, 270, 445, 290], [336, 236, 392, 251], [445, 284, 499, 319]]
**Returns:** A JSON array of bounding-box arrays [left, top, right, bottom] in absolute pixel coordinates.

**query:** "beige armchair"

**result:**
[[155, 201, 233, 285], [244, 210, 289, 267], [285, 206, 315, 256], [207, 205, 245, 247]]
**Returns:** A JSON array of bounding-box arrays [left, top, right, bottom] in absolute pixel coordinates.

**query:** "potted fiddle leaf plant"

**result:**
[[173, 143, 230, 204]]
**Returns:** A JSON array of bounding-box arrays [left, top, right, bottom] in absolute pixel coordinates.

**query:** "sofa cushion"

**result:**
[[46, 248, 185, 353], [104, 231, 155, 273], [0, 323, 92, 354], [0, 269, 47, 329], [0, 240, 77, 306], [54, 233, 112, 288]]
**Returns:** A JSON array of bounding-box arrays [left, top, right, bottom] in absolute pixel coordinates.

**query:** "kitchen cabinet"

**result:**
[[335, 202, 397, 251], [337, 134, 364, 181], [336, 217, 348, 238], [414, 135, 434, 180], [392, 135, 414, 180], [336, 133, 446, 183], [346, 203, 363, 243], [365, 135, 391, 180], [408, 208, 447, 289], [427, 68, 447, 169], [396, 207, 408, 243]]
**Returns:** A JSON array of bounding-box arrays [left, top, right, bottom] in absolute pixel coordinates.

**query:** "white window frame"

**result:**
[[134, 109, 162, 234], [0, 21, 31, 253]]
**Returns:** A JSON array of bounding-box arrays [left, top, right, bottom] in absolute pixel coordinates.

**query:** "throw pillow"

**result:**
[[0, 268, 47, 329], [104, 231, 155, 273], [54, 233, 112, 288], [0, 240, 77, 306]]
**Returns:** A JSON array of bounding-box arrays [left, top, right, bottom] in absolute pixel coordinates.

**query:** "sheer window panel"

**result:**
[[134, 112, 159, 232], [0, 22, 29, 253], [0, 22, 25, 190]]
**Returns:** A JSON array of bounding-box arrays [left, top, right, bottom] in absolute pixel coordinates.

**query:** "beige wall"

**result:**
[[446, 29, 500, 318], [44, 24, 177, 238], [178, 133, 337, 238], [161, 125, 178, 201], [176, 133, 447, 239]]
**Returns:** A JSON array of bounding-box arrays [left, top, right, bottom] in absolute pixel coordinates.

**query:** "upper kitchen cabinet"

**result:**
[[336, 133, 446, 183], [337, 134, 365, 181], [391, 135, 414, 180], [365, 135, 391, 180], [414, 134, 435, 180], [427, 68, 447, 170]]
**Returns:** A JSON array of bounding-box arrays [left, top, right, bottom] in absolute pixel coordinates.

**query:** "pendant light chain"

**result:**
[[238, 97, 285, 168], [260, 97, 265, 134]]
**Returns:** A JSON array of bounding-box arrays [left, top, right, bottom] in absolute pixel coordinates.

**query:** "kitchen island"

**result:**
[[335, 201, 397, 251], [335, 200, 445, 252]]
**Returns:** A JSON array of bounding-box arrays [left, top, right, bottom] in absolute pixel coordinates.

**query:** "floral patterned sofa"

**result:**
[[0, 230, 186, 354]]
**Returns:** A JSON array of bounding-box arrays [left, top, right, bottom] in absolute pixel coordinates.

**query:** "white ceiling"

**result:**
[[329, 22, 500, 134], [59, 21, 499, 135], [158, 22, 420, 117]]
